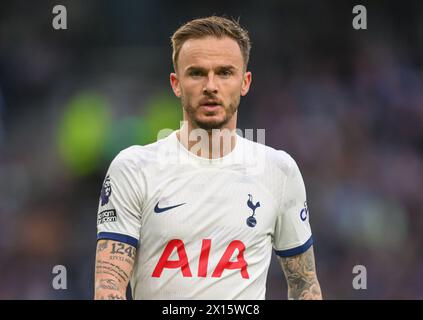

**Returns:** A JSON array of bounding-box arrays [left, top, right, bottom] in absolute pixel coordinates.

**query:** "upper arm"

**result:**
[[272, 154, 321, 299], [273, 154, 313, 257], [97, 153, 144, 245], [277, 245, 322, 300], [95, 150, 144, 299]]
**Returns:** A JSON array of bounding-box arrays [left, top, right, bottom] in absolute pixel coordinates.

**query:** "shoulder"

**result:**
[[109, 134, 173, 171], [239, 136, 298, 177]]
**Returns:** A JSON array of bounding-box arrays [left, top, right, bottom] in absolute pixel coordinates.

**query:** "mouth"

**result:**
[[200, 101, 222, 111]]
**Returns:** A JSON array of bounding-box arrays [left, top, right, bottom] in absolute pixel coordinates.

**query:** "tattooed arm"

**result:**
[[94, 239, 137, 300], [278, 245, 322, 300]]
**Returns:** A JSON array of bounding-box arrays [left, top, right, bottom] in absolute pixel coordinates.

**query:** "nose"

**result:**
[[203, 73, 218, 95]]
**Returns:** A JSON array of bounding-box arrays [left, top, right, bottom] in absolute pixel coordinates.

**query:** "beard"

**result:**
[[181, 95, 240, 130]]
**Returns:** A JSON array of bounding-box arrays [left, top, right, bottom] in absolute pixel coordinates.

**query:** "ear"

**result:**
[[170, 73, 181, 98], [241, 71, 252, 96]]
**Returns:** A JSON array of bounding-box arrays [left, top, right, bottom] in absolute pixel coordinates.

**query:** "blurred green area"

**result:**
[[57, 92, 181, 176], [57, 93, 111, 176]]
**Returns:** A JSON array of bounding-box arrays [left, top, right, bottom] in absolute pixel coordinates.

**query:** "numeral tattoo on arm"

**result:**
[[111, 242, 136, 258], [279, 246, 322, 300]]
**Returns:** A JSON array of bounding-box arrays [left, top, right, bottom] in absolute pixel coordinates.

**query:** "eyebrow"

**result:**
[[184, 65, 238, 73], [216, 65, 237, 72]]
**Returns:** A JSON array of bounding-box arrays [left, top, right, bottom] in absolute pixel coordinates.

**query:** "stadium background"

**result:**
[[0, 0, 422, 299]]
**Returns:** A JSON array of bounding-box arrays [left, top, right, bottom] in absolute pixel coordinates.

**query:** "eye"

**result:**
[[220, 69, 233, 77], [189, 70, 204, 77]]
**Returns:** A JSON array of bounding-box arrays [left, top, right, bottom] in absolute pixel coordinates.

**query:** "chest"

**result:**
[[140, 168, 278, 241]]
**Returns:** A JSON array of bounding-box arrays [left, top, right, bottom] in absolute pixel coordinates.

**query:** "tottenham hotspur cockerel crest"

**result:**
[[246, 194, 260, 227]]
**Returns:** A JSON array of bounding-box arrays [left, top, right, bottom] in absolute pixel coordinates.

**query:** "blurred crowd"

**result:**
[[0, 1, 422, 299]]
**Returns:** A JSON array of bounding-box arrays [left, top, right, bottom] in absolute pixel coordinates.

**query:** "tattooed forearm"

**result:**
[[107, 294, 125, 300], [278, 245, 322, 300], [94, 239, 137, 300], [97, 240, 109, 252], [109, 255, 135, 265], [96, 260, 130, 282], [96, 279, 119, 291], [97, 293, 126, 300]]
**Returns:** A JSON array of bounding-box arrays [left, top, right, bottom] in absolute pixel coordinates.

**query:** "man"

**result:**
[[94, 16, 322, 300]]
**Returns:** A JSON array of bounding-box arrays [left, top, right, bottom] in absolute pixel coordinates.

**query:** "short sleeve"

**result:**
[[273, 156, 313, 257], [96, 151, 144, 248]]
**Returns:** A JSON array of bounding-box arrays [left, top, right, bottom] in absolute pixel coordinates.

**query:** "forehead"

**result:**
[[178, 36, 243, 70]]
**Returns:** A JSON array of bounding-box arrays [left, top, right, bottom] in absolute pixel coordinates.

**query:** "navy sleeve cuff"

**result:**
[[97, 232, 139, 248], [274, 236, 313, 257]]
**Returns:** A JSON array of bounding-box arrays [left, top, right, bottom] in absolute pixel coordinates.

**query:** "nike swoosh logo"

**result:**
[[154, 202, 186, 213]]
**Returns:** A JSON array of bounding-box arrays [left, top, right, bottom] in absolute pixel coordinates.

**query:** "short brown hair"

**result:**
[[171, 16, 251, 71]]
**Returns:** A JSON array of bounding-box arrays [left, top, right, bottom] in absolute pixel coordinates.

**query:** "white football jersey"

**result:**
[[97, 131, 313, 299]]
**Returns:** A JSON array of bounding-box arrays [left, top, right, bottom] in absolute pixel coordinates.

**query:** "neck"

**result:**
[[176, 115, 238, 159]]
